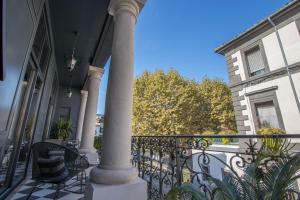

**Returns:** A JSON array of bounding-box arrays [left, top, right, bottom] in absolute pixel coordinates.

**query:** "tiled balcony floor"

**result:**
[[8, 178, 85, 200]]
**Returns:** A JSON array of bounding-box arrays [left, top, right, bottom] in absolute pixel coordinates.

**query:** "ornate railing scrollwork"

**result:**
[[131, 134, 300, 200]]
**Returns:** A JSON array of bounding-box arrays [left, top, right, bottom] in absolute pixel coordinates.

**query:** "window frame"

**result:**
[[241, 40, 270, 79], [255, 101, 281, 129], [247, 89, 285, 132], [31, 9, 52, 77]]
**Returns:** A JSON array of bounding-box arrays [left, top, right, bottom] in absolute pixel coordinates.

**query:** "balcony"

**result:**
[[131, 134, 300, 200], [5, 134, 300, 199]]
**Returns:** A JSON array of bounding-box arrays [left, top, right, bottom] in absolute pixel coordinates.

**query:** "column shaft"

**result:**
[[76, 90, 88, 143], [80, 67, 103, 154], [90, 0, 143, 185], [101, 10, 136, 170], [87, 1, 148, 199]]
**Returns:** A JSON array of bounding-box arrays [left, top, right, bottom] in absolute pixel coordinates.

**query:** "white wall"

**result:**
[[293, 72, 300, 105], [232, 21, 300, 80], [262, 32, 285, 71], [229, 20, 300, 135], [243, 73, 300, 134], [278, 22, 300, 65], [263, 21, 300, 70], [192, 145, 243, 182], [231, 51, 246, 81]]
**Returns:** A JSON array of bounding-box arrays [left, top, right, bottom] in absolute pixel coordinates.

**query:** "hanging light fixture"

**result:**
[[68, 55, 77, 72], [67, 75, 73, 98], [65, 31, 78, 98], [67, 88, 72, 98], [67, 31, 79, 72]]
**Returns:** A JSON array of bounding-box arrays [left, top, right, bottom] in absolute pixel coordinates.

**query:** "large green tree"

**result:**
[[199, 78, 236, 132], [132, 70, 236, 136], [133, 70, 208, 135]]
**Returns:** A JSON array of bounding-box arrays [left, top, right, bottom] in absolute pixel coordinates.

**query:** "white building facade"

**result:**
[[95, 114, 104, 136], [216, 1, 300, 136]]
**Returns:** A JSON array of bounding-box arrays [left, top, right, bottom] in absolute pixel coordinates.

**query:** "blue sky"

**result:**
[[97, 0, 289, 114]]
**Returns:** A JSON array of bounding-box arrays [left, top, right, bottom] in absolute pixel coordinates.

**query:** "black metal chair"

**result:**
[[28, 142, 89, 200], [63, 143, 89, 194]]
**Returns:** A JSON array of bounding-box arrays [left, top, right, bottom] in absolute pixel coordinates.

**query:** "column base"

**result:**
[[85, 177, 147, 200], [80, 151, 99, 165], [79, 147, 97, 154], [90, 166, 138, 184]]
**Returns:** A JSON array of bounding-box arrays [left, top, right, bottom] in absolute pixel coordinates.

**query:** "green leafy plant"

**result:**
[[257, 127, 285, 154], [133, 71, 236, 136], [51, 118, 72, 140], [202, 130, 215, 145], [94, 136, 102, 150], [165, 149, 300, 200], [218, 130, 237, 145]]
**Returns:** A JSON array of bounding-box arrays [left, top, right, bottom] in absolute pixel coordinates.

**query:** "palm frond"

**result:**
[[210, 175, 239, 200], [165, 183, 209, 200], [269, 154, 300, 200]]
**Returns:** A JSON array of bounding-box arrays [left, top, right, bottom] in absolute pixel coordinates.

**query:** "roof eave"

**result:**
[[215, 0, 300, 55]]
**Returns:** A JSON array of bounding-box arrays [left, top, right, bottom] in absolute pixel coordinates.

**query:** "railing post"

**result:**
[[175, 137, 182, 185], [137, 137, 141, 176], [149, 145, 153, 199], [159, 139, 163, 197]]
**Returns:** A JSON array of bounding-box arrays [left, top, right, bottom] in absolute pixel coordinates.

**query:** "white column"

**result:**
[[86, 0, 147, 200], [80, 66, 103, 154], [76, 90, 88, 143]]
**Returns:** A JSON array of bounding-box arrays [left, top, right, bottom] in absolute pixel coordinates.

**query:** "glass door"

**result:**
[[0, 59, 42, 193], [12, 77, 42, 185], [0, 7, 51, 196]]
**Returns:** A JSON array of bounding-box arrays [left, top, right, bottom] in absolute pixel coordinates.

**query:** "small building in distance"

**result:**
[[96, 114, 104, 136]]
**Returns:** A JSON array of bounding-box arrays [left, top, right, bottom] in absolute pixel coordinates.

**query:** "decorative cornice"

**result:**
[[245, 86, 278, 96], [229, 63, 300, 89]]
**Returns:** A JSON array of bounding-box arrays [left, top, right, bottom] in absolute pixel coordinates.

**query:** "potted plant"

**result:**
[[51, 118, 72, 141], [257, 127, 285, 154], [165, 146, 300, 200]]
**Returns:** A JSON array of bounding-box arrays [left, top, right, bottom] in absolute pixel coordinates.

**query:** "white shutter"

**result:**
[[256, 102, 280, 128], [246, 47, 266, 74]]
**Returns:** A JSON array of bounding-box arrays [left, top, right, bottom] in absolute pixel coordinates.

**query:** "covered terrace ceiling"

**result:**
[[49, 0, 114, 88]]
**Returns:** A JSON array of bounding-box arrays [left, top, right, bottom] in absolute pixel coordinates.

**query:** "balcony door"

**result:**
[[0, 59, 43, 193]]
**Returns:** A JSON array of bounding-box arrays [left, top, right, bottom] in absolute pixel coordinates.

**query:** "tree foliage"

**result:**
[[133, 70, 207, 135], [199, 78, 236, 133], [132, 70, 236, 136]]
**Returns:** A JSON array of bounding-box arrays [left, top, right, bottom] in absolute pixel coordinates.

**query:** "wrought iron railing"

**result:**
[[131, 134, 300, 200]]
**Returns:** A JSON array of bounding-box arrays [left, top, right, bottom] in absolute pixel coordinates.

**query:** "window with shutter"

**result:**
[[245, 46, 266, 77], [255, 101, 280, 129]]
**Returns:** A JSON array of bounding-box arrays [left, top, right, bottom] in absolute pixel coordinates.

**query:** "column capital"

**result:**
[[88, 66, 104, 80], [108, 0, 145, 19], [80, 90, 88, 96]]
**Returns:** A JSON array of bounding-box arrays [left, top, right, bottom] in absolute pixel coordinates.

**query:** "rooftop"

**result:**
[[215, 0, 300, 55]]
